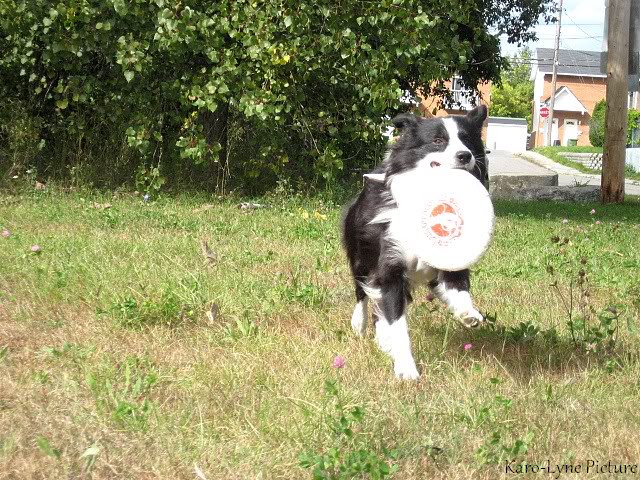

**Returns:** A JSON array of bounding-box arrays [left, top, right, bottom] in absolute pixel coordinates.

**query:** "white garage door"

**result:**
[[486, 117, 528, 152]]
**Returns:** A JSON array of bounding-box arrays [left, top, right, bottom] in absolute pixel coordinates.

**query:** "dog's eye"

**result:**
[[433, 138, 445, 146]]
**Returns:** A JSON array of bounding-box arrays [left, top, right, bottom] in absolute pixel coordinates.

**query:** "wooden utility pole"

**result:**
[[601, 0, 631, 203], [546, 0, 563, 147]]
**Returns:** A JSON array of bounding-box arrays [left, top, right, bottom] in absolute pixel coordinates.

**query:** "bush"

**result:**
[[628, 109, 640, 146], [589, 100, 639, 148], [589, 100, 606, 147], [0, 0, 554, 192]]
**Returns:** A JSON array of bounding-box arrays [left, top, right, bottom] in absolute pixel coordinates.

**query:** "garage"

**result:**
[[485, 116, 528, 152]]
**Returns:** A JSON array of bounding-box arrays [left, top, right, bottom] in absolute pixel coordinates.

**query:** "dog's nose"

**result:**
[[456, 151, 472, 164]]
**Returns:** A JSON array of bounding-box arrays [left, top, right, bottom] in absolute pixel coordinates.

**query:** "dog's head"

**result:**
[[384, 105, 488, 186]]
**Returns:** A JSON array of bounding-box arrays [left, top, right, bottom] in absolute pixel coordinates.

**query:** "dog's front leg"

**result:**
[[374, 266, 419, 380], [430, 269, 484, 328]]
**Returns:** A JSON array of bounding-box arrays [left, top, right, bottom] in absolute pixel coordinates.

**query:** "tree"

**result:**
[[589, 100, 606, 147], [0, 0, 555, 191], [588, 100, 638, 148], [489, 48, 535, 129]]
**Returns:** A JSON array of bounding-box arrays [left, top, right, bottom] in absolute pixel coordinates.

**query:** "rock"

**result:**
[[491, 185, 600, 202], [237, 202, 269, 210], [490, 173, 558, 191]]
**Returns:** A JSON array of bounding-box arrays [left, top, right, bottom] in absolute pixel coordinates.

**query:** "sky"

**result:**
[[500, 0, 606, 56]]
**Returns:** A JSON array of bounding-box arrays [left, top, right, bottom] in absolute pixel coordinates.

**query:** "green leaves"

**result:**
[[490, 48, 535, 129], [37, 437, 61, 458], [112, 0, 129, 16], [0, 0, 553, 189]]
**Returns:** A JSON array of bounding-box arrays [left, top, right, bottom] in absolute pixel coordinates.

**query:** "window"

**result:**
[[450, 76, 479, 110]]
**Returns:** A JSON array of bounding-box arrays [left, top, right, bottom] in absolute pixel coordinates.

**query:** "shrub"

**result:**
[[0, 0, 554, 191], [589, 100, 606, 147], [589, 100, 639, 147]]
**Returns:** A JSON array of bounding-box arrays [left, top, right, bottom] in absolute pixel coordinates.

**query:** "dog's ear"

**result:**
[[466, 105, 487, 128], [391, 113, 420, 131]]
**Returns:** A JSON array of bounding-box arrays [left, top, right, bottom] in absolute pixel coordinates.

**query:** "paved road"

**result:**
[[489, 150, 553, 176], [488, 150, 640, 197]]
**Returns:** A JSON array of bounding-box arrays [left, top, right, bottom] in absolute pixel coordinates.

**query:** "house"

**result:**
[[530, 48, 611, 148], [419, 77, 492, 139], [420, 78, 529, 151]]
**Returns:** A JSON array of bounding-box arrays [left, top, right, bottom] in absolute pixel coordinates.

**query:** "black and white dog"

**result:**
[[341, 105, 488, 380]]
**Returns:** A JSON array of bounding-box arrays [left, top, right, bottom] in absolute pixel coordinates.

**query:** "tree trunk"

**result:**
[[200, 102, 229, 192], [601, 0, 630, 204]]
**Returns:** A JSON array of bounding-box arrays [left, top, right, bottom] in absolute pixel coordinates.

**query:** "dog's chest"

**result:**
[[384, 213, 438, 285], [407, 259, 437, 285]]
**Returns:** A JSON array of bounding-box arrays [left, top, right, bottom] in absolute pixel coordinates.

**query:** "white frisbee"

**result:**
[[397, 169, 495, 271]]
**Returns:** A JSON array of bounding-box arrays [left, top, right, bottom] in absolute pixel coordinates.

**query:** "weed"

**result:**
[[85, 355, 159, 431], [471, 379, 534, 466], [299, 372, 398, 479], [0, 345, 8, 363], [80, 443, 100, 475], [135, 164, 166, 197], [41, 343, 95, 363], [36, 436, 61, 459], [475, 431, 534, 465], [105, 287, 201, 328], [100, 207, 121, 228], [506, 320, 541, 343], [546, 234, 626, 353], [276, 268, 329, 309], [33, 370, 50, 384], [223, 313, 260, 340]]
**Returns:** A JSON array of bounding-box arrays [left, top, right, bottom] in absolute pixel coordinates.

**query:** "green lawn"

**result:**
[[1, 188, 640, 479], [534, 146, 640, 181]]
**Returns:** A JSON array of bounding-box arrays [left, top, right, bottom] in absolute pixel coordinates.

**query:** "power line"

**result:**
[[564, 11, 606, 43]]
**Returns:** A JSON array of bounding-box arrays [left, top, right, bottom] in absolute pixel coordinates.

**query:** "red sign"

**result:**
[[540, 106, 550, 118]]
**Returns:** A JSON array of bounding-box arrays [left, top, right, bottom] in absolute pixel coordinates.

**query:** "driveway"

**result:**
[[488, 150, 553, 176], [489, 150, 640, 197]]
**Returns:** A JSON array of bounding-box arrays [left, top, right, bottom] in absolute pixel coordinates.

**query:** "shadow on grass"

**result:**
[[494, 198, 640, 223], [418, 319, 631, 382]]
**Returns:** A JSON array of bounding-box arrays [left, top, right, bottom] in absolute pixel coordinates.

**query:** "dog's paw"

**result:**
[[456, 308, 484, 328], [394, 357, 420, 380]]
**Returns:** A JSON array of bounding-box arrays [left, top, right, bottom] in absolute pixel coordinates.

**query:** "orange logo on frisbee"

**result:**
[[424, 200, 464, 244]]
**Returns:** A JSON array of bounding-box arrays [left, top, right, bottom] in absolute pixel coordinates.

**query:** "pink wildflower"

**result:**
[[590, 209, 596, 215], [1, 229, 10, 238], [30, 245, 41, 253], [464, 343, 473, 351], [595, 220, 601, 225], [332, 355, 346, 369]]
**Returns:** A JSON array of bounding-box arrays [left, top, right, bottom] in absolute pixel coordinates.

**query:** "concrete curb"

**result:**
[[489, 172, 558, 194]]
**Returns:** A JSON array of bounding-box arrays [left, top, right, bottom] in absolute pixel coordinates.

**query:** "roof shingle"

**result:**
[[535, 48, 603, 77]]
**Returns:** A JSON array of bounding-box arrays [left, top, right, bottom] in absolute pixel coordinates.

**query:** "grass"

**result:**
[[2, 186, 640, 478], [534, 146, 640, 181]]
